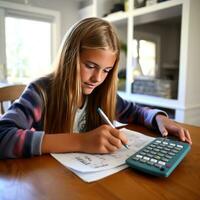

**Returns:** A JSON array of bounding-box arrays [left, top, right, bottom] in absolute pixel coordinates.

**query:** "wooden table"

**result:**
[[0, 124, 200, 200]]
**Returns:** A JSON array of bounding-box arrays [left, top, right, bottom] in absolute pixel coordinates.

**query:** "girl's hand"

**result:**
[[155, 114, 192, 145], [79, 125, 128, 154]]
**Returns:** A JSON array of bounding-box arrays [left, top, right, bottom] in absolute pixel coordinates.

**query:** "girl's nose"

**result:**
[[91, 70, 102, 82]]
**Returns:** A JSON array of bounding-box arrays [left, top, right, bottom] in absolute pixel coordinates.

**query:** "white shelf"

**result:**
[[131, 0, 183, 17], [103, 11, 128, 25], [133, 3, 182, 25], [118, 91, 181, 110]]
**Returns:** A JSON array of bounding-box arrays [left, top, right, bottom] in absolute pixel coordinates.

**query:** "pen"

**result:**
[[97, 107, 129, 149]]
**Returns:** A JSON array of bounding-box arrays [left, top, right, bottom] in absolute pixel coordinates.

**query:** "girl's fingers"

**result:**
[[105, 142, 118, 153], [184, 129, 192, 144], [110, 129, 128, 146], [161, 129, 168, 137], [170, 126, 192, 144], [156, 119, 168, 137], [108, 135, 122, 149], [155, 116, 192, 145], [177, 128, 186, 142]]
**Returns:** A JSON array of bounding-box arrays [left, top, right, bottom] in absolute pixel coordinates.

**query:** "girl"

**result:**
[[0, 17, 192, 159]]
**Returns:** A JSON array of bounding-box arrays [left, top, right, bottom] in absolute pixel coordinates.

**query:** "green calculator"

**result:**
[[126, 137, 191, 177]]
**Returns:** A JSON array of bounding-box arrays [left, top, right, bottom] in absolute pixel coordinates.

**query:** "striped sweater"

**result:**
[[0, 78, 166, 159]]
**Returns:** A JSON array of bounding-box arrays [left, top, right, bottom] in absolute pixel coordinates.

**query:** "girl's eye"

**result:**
[[85, 63, 95, 69], [103, 68, 112, 73]]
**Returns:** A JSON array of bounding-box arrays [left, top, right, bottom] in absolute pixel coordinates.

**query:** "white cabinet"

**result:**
[[78, 0, 200, 126]]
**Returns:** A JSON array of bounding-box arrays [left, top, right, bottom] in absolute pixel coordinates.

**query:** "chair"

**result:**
[[0, 84, 26, 114]]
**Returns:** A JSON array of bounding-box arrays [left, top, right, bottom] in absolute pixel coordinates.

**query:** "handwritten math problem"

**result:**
[[52, 128, 154, 173]]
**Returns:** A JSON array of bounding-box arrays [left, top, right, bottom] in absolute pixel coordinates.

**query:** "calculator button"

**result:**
[[154, 163, 163, 168], [158, 161, 166, 166], [175, 147, 182, 151], [161, 158, 169, 162], [150, 151, 157, 155], [146, 146, 153, 150], [168, 152, 176, 156], [155, 140, 161, 143], [154, 156, 161, 160], [140, 152, 146, 156], [163, 142, 168, 145], [177, 144, 183, 148], [160, 143, 166, 147], [146, 161, 154, 165], [143, 149, 150, 153], [166, 164, 172, 168], [172, 149, 179, 153], [160, 150, 168, 154], [143, 156, 150, 161], [157, 153, 165, 157], [132, 156, 140, 161], [165, 155, 172, 159], [164, 147, 171, 151], [150, 158, 157, 163], [136, 154, 142, 158], [140, 159, 147, 163], [169, 143, 176, 147]]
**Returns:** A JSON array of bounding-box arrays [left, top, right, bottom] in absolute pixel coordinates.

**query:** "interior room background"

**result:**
[[0, 0, 199, 126]]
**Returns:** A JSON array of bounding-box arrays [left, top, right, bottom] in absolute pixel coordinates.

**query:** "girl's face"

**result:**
[[80, 49, 116, 95]]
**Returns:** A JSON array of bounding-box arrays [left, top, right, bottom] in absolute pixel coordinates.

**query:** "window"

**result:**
[[133, 38, 157, 78], [0, 1, 60, 84], [5, 17, 51, 83]]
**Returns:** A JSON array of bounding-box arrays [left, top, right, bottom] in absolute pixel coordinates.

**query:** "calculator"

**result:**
[[126, 137, 191, 177]]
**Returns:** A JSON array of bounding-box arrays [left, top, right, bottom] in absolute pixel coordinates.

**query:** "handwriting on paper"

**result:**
[[51, 128, 154, 173]]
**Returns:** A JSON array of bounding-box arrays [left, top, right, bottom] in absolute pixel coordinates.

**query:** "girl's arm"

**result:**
[[42, 133, 81, 153], [42, 125, 128, 154], [0, 83, 44, 159], [116, 94, 167, 129]]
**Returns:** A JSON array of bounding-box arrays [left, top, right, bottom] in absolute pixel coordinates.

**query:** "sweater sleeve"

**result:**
[[0, 83, 45, 159], [116, 94, 168, 129]]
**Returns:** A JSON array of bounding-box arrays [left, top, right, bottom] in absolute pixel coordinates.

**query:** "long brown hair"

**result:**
[[38, 17, 120, 133]]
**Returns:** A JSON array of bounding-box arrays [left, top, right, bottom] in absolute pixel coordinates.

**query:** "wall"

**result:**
[[1, 0, 79, 39]]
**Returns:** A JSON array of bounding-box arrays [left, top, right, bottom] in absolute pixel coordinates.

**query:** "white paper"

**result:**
[[69, 164, 128, 182], [51, 128, 155, 182]]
